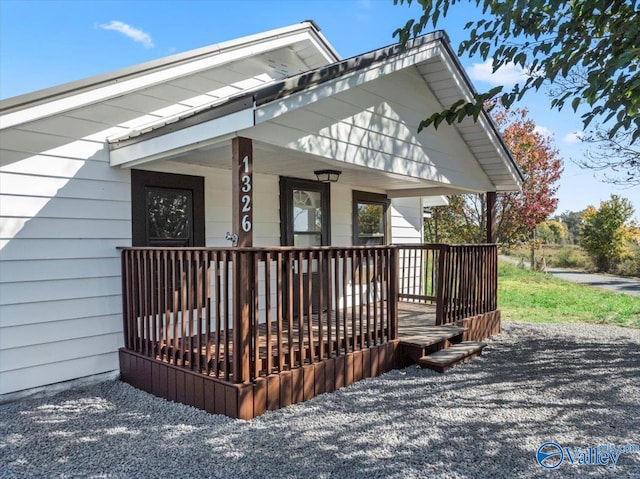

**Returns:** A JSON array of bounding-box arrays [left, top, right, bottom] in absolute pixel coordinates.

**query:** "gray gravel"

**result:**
[[1, 322, 639, 478]]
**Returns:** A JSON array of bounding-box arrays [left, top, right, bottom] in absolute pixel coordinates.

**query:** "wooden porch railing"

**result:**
[[120, 246, 398, 384], [397, 244, 498, 325]]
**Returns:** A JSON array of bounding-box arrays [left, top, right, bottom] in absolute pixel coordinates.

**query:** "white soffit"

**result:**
[[255, 43, 441, 124], [109, 107, 254, 168], [0, 23, 337, 130]]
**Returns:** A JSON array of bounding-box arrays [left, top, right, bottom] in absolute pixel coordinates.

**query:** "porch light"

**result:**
[[314, 169, 341, 183]]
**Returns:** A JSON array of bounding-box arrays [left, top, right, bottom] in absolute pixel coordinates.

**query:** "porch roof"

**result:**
[[108, 30, 523, 194]]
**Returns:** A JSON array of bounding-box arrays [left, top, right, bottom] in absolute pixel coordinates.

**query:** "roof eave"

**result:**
[[0, 21, 339, 116]]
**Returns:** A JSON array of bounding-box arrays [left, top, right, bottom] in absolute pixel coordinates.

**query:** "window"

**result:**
[[353, 191, 388, 245], [131, 170, 205, 247], [280, 177, 330, 246]]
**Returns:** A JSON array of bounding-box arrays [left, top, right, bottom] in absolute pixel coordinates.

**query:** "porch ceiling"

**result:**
[[107, 31, 523, 194], [166, 139, 448, 193]]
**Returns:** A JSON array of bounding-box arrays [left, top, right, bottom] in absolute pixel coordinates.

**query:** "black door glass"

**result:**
[[146, 187, 193, 246]]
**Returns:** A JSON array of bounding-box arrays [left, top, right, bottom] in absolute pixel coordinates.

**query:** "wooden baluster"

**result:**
[[276, 251, 284, 373], [306, 250, 315, 362], [265, 252, 273, 376], [297, 250, 306, 365], [317, 250, 327, 361], [286, 250, 295, 369]]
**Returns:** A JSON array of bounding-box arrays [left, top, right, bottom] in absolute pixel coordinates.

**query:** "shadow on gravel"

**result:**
[[1, 323, 639, 478]]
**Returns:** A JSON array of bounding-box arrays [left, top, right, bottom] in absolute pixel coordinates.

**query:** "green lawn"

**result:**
[[498, 262, 640, 328]]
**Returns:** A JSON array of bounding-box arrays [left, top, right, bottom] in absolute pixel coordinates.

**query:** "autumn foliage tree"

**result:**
[[425, 106, 563, 246], [580, 195, 636, 272]]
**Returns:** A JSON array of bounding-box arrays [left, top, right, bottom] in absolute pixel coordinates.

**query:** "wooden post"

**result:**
[[435, 245, 446, 325], [486, 191, 497, 243], [232, 137, 253, 383], [232, 137, 253, 247], [388, 247, 399, 340]]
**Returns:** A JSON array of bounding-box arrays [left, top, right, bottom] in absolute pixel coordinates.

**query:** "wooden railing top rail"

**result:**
[[118, 245, 396, 252]]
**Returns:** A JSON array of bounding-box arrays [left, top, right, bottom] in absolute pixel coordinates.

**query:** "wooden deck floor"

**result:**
[[152, 301, 439, 378]]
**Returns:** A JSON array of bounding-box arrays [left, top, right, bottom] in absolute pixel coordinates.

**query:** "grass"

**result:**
[[498, 261, 640, 328]]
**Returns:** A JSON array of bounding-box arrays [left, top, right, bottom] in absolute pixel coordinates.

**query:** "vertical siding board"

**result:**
[[194, 376, 205, 410], [280, 370, 292, 408], [303, 364, 315, 401], [267, 374, 280, 411], [204, 379, 216, 414], [214, 381, 226, 415], [253, 377, 267, 417], [314, 361, 326, 396], [324, 357, 335, 393]]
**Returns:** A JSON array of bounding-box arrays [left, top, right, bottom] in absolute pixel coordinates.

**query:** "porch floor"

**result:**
[[150, 301, 439, 379]]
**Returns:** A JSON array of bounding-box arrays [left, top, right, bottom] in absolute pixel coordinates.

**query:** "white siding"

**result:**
[[252, 69, 494, 192], [391, 197, 423, 244], [0, 126, 129, 395]]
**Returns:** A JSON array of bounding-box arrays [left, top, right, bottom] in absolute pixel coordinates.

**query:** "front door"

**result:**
[[131, 170, 205, 247], [280, 177, 330, 314]]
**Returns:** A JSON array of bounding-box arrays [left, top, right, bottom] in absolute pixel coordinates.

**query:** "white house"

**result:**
[[0, 21, 521, 408]]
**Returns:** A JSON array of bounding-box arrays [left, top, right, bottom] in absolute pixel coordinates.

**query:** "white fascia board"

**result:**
[[438, 50, 523, 192], [387, 186, 481, 198], [109, 107, 253, 168], [422, 196, 449, 207], [1, 32, 313, 130], [255, 43, 441, 124]]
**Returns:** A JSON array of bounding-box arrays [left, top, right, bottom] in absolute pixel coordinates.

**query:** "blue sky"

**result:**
[[1, 0, 637, 215]]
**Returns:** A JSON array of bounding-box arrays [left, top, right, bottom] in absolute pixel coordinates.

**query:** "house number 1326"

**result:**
[[241, 155, 252, 232]]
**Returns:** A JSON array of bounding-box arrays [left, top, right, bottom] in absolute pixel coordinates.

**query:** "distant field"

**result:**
[[503, 244, 590, 270], [498, 262, 640, 328]]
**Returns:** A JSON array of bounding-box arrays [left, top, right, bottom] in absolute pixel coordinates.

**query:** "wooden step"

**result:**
[[417, 341, 486, 373], [399, 326, 466, 349]]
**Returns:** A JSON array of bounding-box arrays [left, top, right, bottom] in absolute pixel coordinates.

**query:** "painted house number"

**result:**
[[241, 155, 252, 232]]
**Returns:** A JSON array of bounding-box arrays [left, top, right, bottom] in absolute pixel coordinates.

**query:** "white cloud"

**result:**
[[534, 125, 553, 137], [563, 131, 584, 144], [99, 20, 154, 48], [467, 59, 526, 87]]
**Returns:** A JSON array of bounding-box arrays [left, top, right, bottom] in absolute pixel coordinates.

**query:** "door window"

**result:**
[[280, 177, 330, 246], [131, 170, 205, 247], [353, 191, 388, 245]]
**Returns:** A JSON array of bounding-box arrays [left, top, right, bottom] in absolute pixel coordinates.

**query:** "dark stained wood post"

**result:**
[[232, 137, 253, 383], [388, 246, 399, 340], [486, 191, 497, 243], [232, 137, 253, 247]]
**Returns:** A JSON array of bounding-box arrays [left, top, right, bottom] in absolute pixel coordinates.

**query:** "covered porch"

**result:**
[[118, 243, 499, 419]]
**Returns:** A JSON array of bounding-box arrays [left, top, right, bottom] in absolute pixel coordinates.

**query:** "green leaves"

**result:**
[[394, 0, 640, 147]]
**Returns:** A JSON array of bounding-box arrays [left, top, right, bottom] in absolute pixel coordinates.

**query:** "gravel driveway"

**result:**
[[1, 322, 639, 478]]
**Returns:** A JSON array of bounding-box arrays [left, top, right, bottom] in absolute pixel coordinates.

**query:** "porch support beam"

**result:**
[[486, 191, 497, 243], [232, 136, 254, 247], [232, 136, 253, 384]]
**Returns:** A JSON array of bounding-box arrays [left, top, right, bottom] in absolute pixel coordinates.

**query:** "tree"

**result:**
[[576, 127, 640, 187], [580, 195, 635, 272], [394, 0, 640, 180], [425, 106, 563, 247], [554, 210, 584, 244], [537, 220, 569, 244]]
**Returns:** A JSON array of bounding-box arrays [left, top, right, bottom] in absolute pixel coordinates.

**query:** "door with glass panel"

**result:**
[[131, 170, 205, 247], [280, 177, 330, 314]]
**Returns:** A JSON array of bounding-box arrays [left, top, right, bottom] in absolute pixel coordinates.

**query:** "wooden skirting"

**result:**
[[455, 310, 501, 342], [120, 340, 402, 420]]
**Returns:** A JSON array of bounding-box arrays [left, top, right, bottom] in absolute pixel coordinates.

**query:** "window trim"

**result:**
[[352, 190, 389, 246], [279, 176, 331, 246], [131, 169, 205, 247]]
